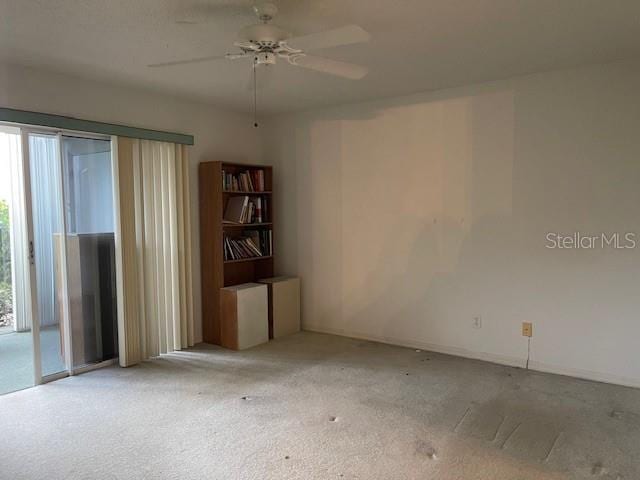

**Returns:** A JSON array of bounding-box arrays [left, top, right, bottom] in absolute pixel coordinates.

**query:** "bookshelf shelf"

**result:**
[[223, 222, 272, 229], [199, 161, 274, 347], [223, 190, 272, 195], [224, 255, 273, 264]]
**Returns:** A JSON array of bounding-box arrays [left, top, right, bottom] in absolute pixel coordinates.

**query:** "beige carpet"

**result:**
[[1, 332, 638, 479]]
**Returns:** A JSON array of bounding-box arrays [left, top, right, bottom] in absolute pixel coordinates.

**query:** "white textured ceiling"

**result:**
[[2, 0, 640, 114]]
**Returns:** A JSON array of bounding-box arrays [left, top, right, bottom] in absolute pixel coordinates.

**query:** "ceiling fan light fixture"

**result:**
[[255, 52, 276, 66]]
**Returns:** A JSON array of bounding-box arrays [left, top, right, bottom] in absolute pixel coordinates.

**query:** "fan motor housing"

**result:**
[[239, 23, 290, 44], [255, 52, 276, 65]]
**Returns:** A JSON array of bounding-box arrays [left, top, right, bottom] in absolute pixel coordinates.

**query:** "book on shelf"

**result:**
[[222, 168, 266, 192], [223, 195, 267, 224], [223, 196, 248, 223], [224, 229, 273, 261]]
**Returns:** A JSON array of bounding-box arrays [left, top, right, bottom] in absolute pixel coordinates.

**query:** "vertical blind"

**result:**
[[115, 138, 194, 366], [28, 135, 62, 328]]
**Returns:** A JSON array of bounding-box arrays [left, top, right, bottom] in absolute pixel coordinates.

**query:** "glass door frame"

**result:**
[[15, 124, 118, 386], [21, 128, 70, 384]]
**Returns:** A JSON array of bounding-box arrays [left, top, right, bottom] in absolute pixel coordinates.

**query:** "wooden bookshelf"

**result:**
[[199, 161, 274, 346]]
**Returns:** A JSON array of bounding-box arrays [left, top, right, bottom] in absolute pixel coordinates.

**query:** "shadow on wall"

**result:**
[[329, 89, 520, 360], [271, 64, 640, 384]]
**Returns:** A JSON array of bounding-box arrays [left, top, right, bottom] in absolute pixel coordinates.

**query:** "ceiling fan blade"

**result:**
[[286, 25, 370, 52], [245, 64, 275, 91], [226, 52, 251, 60], [147, 53, 245, 68], [289, 55, 368, 80]]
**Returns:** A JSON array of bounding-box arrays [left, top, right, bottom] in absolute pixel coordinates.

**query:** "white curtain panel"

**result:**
[[115, 137, 194, 366]]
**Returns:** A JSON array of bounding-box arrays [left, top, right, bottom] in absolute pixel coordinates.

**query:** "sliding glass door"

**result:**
[[0, 125, 118, 395], [27, 132, 68, 377]]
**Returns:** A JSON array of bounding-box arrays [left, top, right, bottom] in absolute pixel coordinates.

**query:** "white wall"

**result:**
[[0, 63, 263, 342], [264, 60, 640, 387]]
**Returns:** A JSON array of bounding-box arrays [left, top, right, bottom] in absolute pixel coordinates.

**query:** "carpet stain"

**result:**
[[415, 440, 438, 460]]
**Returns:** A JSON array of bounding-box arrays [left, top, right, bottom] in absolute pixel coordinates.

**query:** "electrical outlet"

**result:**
[[472, 315, 482, 329], [522, 322, 533, 337]]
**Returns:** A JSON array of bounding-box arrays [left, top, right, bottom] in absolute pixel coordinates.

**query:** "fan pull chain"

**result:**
[[253, 57, 258, 128]]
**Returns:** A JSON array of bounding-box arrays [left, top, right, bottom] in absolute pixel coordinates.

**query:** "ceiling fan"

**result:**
[[148, 2, 371, 80]]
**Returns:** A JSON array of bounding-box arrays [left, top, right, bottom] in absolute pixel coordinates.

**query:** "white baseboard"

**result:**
[[303, 323, 640, 390], [526, 360, 640, 389]]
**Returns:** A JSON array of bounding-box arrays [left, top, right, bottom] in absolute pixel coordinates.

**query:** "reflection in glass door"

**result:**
[[61, 136, 118, 369]]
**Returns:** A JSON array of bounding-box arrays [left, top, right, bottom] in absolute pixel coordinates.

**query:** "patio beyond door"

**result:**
[[0, 126, 34, 393]]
